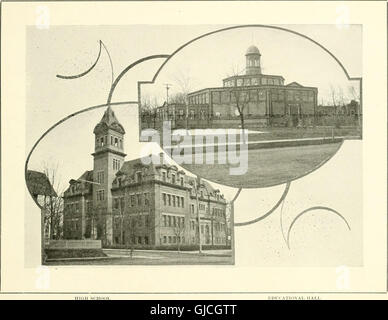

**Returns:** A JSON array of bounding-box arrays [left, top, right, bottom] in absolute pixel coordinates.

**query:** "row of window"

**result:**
[[114, 235, 149, 245], [114, 193, 150, 209], [65, 202, 80, 214], [188, 92, 209, 105], [189, 220, 225, 232], [211, 89, 314, 104], [213, 207, 225, 218], [96, 135, 123, 149], [162, 214, 185, 228], [114, 215, 150, 229], [113, 159, 121, 171], [224, 76, 283, 88], [162, 235, 185, 244], [162, 193, 185, 208], [161, 171, 184, 186], [247, 58, 260, 67]]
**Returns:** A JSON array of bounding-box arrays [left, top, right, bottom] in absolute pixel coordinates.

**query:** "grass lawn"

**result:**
[[165, 126, 360, 146], [243, 126, 361, 142], [180, 142, 342, 188]]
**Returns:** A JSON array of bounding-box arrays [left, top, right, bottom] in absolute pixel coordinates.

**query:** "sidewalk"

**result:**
[[164, 136, 350, 153], [103, 248, 232, 257]]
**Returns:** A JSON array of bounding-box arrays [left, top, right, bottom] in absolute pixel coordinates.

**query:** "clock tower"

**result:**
[[92, 106, 126, 245]]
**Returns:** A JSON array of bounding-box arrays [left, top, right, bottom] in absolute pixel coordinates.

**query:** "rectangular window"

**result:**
[[163, 215, 167, 227], [97, 171, 104, 184], [168, 194, 171, 206], [113, 159, 121, 170], [114, 198, 119, 209], [181, 197, 184, 208], [172, 195, 176, 207], [162, 172, 166, 182], [162, 193, 166, 206], [144, 193, 149, 206], [130, 195, 135, 207], [163, 236, 167, 244], [168, 216, 172, 227], [137, 194, 142, 206], [258, 90, 266, 101], [177, 196, 180, 207], [171, 174, 175, 184], [97, 190, 105, 201]]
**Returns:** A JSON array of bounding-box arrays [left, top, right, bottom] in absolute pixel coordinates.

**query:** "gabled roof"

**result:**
[[70, 170, 93, 184], [185, 176, 225, 201], [93, 106, 125, 135], [286, 81, 304, 87], [26, 170, 57, 197], [117, 157, 158, 177]]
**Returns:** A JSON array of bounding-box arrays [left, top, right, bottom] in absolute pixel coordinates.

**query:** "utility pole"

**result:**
[[164, 83, 172, 105], [194, 176, 202, 254]]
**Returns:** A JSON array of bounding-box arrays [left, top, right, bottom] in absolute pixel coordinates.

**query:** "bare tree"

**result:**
[[225, 67, 250, 142], [172, 216, 186, 252], [329, 84, 341, 130], [43, 163, 64, 240], [171, 68, 195, 104], [348, 85, 360, 102], [140, 93, 160, 129], [348, 84, 362, 132], [170, 68, 198, 130]]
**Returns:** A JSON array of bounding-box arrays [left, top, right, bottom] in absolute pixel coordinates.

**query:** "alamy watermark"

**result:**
[[140, 121, 249, 175]]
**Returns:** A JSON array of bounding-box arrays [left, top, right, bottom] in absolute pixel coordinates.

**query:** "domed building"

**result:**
[[155, 45, 318, 129]]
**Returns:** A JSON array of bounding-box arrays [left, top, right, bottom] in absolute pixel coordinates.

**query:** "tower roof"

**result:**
[[246, 45, 261, 55], [93, 106, 125, 135]]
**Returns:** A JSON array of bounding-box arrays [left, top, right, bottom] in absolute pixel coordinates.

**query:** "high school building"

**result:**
[[146, 45, 318, 129], [63, 107, 228, 247]]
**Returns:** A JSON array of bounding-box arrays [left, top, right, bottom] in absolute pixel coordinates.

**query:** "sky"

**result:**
[[142, 24, 362, 106], [26, 24, 362, 196]]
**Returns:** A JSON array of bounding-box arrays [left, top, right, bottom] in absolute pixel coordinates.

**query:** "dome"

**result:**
[[246, 45, 261, 55]]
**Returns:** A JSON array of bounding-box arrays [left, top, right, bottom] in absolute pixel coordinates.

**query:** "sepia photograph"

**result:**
[[140, 26, 361, 188], [1, 0, 386, 299]]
